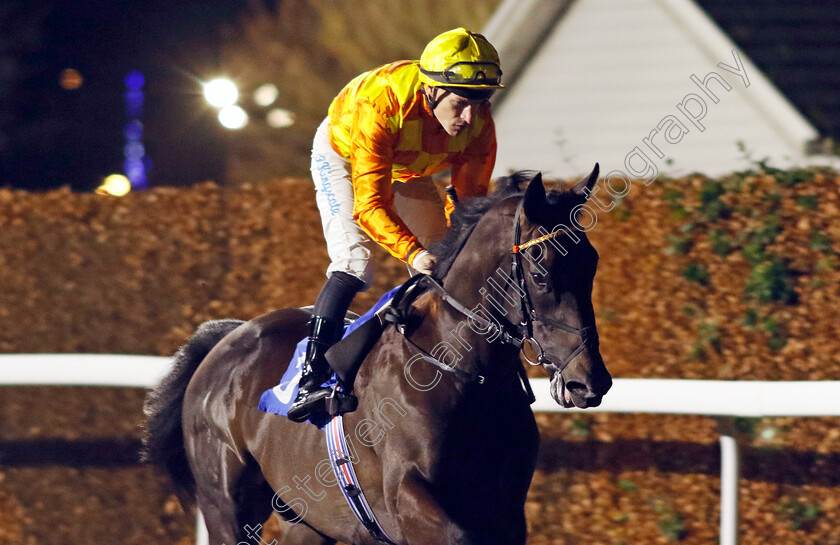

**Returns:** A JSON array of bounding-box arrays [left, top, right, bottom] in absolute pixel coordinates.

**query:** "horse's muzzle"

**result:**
[[550, 368, 611, 409]]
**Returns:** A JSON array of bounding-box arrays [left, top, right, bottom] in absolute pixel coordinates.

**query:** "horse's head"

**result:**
[[436, 164, 612, 409], [517, 165, 612, 408]]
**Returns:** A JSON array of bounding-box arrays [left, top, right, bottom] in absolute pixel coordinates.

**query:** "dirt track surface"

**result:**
[[1, 171, 838, 544]]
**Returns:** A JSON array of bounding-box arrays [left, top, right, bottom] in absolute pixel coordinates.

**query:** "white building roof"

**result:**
[[484, 0, 830, 179]]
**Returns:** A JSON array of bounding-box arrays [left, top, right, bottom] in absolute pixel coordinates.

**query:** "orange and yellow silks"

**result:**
[[326, 60, 496, 262]]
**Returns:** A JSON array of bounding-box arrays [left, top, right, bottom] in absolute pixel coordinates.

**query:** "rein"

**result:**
[[379, 275, 491, 386]]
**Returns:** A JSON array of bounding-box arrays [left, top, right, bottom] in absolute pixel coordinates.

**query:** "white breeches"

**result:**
[[310, 117, 446, 288]]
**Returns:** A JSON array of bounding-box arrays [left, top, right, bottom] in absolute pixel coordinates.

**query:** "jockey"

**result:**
[[287, 28, 503, 422]]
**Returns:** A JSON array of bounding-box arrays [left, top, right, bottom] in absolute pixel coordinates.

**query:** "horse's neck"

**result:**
[[361, 209, 523, 414]]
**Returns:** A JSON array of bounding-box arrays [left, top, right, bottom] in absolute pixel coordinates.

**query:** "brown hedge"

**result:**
[[0, 179, 403, 356], [3, 171, 838, 378]]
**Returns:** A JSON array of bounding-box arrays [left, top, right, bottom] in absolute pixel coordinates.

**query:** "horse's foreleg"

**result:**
[[394, 471, 470, 545]]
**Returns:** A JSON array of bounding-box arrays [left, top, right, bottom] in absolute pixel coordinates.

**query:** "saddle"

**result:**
[[325, 275, 429, 398], [299, 305, 360, 325]]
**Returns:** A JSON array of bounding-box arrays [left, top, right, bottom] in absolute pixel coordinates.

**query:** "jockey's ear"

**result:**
[[523, 172, 550, 224], [572, 163, 600, 195]]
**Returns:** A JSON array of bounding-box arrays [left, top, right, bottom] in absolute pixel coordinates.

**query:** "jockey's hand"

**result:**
[[411, 250, 437, 276]]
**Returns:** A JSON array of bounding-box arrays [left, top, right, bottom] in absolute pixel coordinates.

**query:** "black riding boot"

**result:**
[[287, 271, 365, 423], [287, 316, 344, 422]]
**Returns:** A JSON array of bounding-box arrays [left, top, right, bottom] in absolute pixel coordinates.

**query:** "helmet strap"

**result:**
[[423, 84, 450, 118]]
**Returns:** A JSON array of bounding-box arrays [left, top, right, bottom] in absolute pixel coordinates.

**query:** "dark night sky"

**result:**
[[1, 0, 256, 191]]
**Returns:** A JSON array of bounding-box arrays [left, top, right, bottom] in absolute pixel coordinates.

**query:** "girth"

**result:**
[[325, 415, 397, 544]]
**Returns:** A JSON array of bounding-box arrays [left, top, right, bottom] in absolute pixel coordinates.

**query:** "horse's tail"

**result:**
[[142, 319, 244, 506]]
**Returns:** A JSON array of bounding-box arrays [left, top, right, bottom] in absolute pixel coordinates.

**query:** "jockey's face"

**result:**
[[431, 89, 487, 136]]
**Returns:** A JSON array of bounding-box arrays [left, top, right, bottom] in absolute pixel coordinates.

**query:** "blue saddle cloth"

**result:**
[[257, 286, 400, 424]]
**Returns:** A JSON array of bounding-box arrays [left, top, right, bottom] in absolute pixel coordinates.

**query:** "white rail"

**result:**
[[531, 377, 839, 545], [1, 354, 838, 545], [0, 354, 172, 388], [532, 377, 840, 417]]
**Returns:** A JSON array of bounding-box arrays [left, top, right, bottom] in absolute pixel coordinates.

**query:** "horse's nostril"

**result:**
[[565, 381, 588, 393], [566, 379, 609, 399]]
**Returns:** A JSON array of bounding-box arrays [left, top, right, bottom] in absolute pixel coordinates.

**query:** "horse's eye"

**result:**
[[530, 272, 548, 286]]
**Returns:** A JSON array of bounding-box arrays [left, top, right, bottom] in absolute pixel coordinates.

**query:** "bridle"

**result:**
[[509, 198, 600, 375], [391, 194, 599, 391]]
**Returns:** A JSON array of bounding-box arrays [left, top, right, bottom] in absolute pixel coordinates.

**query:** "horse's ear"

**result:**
[[572, 163, 600, 195], [523, 172, 548, 223]]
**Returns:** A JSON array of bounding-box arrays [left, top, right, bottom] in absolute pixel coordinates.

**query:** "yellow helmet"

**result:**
[[419, 28, 503, 90]]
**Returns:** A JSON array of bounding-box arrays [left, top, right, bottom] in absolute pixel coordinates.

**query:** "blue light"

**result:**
[[126, 89, 143, 118], [133, 172, 148, 188], [124, 141, 145, 159], [123, 157, 143, 173], [123, 158, 148, 189], [125, 70, 145, 90], [123, 69, 148, 189], [123, 120, 143, 140]]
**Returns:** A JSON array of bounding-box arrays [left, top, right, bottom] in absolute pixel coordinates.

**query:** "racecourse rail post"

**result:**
[[717, 417, 741, 545]]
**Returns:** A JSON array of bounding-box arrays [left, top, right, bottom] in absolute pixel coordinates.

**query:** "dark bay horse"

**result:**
[[143, 167, 612, 545]]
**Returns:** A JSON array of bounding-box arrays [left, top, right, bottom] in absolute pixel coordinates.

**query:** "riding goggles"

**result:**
[[420, 62, 503, 86]]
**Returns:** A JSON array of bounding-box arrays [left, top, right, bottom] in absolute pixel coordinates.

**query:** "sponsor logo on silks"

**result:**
[[315, 154, 341, 216]]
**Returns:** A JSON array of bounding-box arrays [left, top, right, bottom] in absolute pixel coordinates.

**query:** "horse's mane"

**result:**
[[430, 171, 588, 280], [430, 171, 531, 280]]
